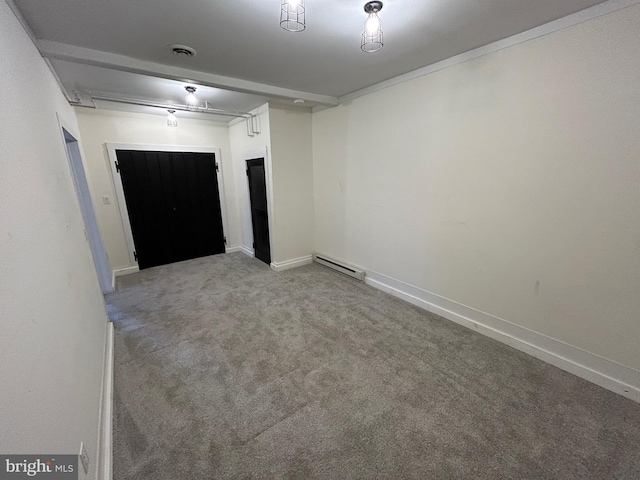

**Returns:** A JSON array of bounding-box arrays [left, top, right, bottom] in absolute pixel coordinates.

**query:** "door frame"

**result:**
[[106, 143, 230, 267], [246, 157, 272, 265], [242, 148, 275, 263], [57, 115, 113, 293]]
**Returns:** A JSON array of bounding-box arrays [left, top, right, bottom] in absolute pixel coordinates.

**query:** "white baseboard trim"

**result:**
[[363, 269, 640, 404], [111, 266, 139, 289], [225, 245, 242, 254], [240, 246, 255, 257], [96, 321, 114, 480], [271, 255, 313, 272]]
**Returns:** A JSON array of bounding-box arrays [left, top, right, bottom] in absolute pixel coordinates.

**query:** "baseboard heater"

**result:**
[[313, 254, 365, 281]]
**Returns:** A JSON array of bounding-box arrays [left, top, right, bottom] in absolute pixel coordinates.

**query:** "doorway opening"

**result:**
[[113, 149, 226, 270], [61, 127, 112, 293], [246, 158, 271, 265]]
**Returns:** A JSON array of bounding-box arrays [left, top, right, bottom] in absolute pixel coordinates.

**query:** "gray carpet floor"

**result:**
[[107, 253, 640, 479]]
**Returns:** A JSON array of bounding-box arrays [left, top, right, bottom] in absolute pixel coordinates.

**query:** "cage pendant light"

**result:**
[[280, 0, 305, 32], [185, 86, 197, 107], [361, 1, 383, 52], [166, 110, 178, 127]]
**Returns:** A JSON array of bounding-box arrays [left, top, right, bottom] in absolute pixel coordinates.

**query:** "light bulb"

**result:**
[[185, 86, 197, 106], [167, 110, 178, 127], [287, 0, 300, 7], [366, 13, 381, 34]]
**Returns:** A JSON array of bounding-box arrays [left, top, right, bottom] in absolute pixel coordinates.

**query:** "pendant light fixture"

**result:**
[[361, 1, 383, 53], [166, 110, 178, 127], [280, 0, 305, 32], [185, 86, 197, 106]]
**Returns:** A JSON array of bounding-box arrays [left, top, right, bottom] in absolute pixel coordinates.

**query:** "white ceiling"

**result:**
[[10, 0, 610, 119]]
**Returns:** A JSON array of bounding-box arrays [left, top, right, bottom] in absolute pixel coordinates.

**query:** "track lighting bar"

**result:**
[[70, 92, 254, 119], [69, 91, 260, 136]]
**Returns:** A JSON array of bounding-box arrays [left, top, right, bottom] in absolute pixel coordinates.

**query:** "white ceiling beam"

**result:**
[[36, 40, 339, 107]]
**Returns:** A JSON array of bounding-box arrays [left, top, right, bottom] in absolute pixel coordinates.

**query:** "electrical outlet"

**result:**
[[79, 442, 89, 475]]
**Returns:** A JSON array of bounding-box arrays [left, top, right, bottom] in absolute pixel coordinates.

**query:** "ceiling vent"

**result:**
[[169, 44, 197, 57]]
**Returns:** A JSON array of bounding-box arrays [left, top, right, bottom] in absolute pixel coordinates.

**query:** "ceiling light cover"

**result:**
[[280, 0, 305, 32], [167, 110, 178, 127], [185, 86, 197, 106], [362, 1, 383, 53]]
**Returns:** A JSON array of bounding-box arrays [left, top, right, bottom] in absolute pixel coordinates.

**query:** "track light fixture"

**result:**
[[280, 0, 305, 32], [362, 1, 383, 52], [166, 110, 178, 127], [185, 86, 197, 106]]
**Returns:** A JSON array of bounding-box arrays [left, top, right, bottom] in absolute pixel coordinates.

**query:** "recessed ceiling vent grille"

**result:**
[[169, 44, 197, 57]]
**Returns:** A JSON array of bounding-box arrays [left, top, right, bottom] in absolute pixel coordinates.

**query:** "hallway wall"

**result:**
[[312, 4, 640, 373], [0, 2, 108, 473], [76, 108, 237, 271]]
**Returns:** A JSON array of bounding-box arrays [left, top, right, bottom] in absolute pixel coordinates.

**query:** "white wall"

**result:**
[[75, 108, 238, 271], [269, 107, 314, 264], [313, 5, 640, 371], [228, 105, 314, 265], [228, 104, 272, 255], [0, 2, 107, 473]]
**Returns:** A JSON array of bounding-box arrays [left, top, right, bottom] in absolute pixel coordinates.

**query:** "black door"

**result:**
[[116, 150, 226, 269], [246, 158, 271, 265]]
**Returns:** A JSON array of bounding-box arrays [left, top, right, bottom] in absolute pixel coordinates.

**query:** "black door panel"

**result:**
[[116, 150, 225, 269], [246, 158, 271, 265]]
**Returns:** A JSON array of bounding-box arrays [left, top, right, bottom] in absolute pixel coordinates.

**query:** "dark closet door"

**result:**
[[246, 158, 271, 265], [116, 150, 225, 269]]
